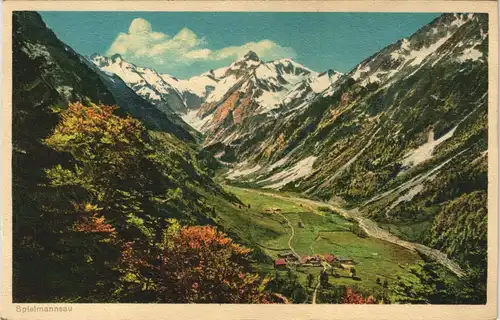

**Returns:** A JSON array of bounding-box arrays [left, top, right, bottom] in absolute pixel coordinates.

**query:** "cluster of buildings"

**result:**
[[274, 252, 356, 270]]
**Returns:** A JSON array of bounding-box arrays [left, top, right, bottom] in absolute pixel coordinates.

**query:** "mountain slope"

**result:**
[[13, 20, 196, 145], [191, 52, 343, 145], [90, 53, 220, 114], [83, 56, 201, 141], [223, 13, 487, 195], [219, 13, 488, 273], [11, 11, 241, 302]]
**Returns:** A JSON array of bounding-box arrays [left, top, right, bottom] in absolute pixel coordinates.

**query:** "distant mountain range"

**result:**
[[89, 51, 343, 140], [90, 12, 487, 203]]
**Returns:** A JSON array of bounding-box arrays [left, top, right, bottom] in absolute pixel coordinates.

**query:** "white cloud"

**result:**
[[105, 18, 296, 77]]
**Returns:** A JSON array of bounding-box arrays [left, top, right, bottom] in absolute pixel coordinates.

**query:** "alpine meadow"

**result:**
[[11, 11, 489, 304]]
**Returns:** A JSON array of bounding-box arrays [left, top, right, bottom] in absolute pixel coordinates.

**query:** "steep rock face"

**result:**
[[222, 13, 488, 245], [83, 57, 201, 141], [91, 53, 221, 115], [91, 53, 188, 113], [198, 51, 317, 120], [193, 51, 340, 144]]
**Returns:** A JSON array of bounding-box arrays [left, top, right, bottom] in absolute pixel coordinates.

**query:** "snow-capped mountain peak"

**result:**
[[311, 69, 342, 93], [89, 53, 189, 113], [243, 50, 260, 61], [201, 55, 317, 114], [345, 13, 480, 88], [272, 58, 316, 77], [89, 51, 342, 140], [192, 55, 343, 140], [227, 50, 263, 74], [89, 53, 222, 114]]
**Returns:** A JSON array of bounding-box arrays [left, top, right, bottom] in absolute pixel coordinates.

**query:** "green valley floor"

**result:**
[[207, 185, 450, 302]]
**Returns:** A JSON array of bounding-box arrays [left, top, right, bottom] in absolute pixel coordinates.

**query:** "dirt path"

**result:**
[[277, 212, 300, 259], [312, 264, 326, 304], [311, 261, 331, 304], [238, 187, 464, 277], [277, 210, 327, 304]]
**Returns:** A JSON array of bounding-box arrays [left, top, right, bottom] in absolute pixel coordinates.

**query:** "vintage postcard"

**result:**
[[1, 1, 498, 319]]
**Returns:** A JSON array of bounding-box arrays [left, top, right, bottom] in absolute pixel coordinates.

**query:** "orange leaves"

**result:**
[[341, 287, 377, 304], [171, 225, 252, 256], [159, 224, 266, 303], [72, 202, 116, 234], [44, 102, 144, 156], [73, 213, 116, 234], [258, 292, 290, 304]]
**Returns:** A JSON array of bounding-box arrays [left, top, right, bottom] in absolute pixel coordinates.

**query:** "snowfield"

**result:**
[[457, 47, 483, 62], [226, 163, 262, 180], [205, 75, 239, 103], [401, 129, 456, 167], [260, 156, 317, 189], [402, 103, 482, 168], [181, 110, 212, 132]]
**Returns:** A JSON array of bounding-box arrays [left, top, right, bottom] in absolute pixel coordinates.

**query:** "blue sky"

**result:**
[[39, 12, 440, 78]]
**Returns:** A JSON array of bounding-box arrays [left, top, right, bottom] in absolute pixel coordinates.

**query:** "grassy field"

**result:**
[[210, 185, 421, 297]]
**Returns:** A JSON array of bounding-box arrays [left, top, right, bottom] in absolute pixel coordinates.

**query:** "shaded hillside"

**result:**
[[12, 11, 241, 302]]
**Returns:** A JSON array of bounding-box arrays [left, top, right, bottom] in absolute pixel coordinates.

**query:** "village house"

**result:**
[[337, 257, 355, 264], [274, 258, 287, 269], [278, 251, 355, 269], [300, 256, 311, 264], [325, 253, 336, 264], [278, 252, 298, 261], [300, 255, 322, 266], [337, 257, 356, 269]]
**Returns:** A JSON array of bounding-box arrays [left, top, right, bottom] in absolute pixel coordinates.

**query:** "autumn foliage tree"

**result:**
[[35, 102, 287, 303], [44, 103, 152, 233], [159, 220, 286, 303], [41, 103, 183, 300], [341, 288, 377, 304], [41, 102, 163, 300]]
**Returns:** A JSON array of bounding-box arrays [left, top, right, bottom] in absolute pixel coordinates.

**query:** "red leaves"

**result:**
[[73, 214, 116, 234], [172, 225, 252, 255], [341, 288, 377, 304], [72, 203, 116, 235], [159, 225, 265, 303], [120, 241, 153, 273], [259, 292, 290, 304]]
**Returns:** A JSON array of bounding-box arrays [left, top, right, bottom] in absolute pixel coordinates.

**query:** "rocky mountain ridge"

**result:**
[[90, 50, 343, 144], [213, 13, 488, 264]]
